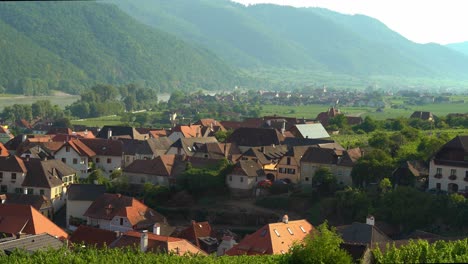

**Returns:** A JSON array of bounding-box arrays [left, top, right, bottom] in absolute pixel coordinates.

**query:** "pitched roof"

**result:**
[[123, 155, 176, 176], [240, 146, 287, 165], [227, 127, 284, 147], [170, 125, 203, 138], [22, 158, 76, 189], [0, 233, 64, 253], [291, 123, 330, 139], [83, 193, 166, 230], [177, 221, 214, 248], [226, 219, 314, 255], [69, 225, 118, 248], [46, 127, 73, 135], [231, 160, 265, 177], [433, 135, 468, 167], [336, 222, 391, 248], [79, 138, 123, 157], [0, 126, 13, 139], [282, 137, 334, 148], [148, 129, 168, 138], [57, 139, 96, 157], [169, 137, 219, 156], [301, 147, 357, 167], [146, 137, 173, 156], [410, 111, 433, 120], [120, 138, 154, 156], [67, 184, 107, 201], [96, 126, 146, 140], [110, 230, 206, 256], [0, 204, 68, 238], [0, 142, 9, 157], [0, 193, 51, 211], [0, 155, 27, 173]]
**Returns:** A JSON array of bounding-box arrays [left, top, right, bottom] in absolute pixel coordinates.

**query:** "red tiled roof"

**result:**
[[178, 221, 213, 248], [111, 231, 206, 256], [226, 219, 314, 256], [0, 204, 68, 239], [79, 138, 123, 156], [57, 139, 96, 157], [148, 129, 168, 138], [171, 125, 203, 138], [0, 155, 27, 173], [69, 225, 117, 248], [0, 142, 10, 156], [123, 155, 176, 176]]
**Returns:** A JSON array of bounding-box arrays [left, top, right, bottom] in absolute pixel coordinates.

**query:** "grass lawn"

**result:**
[[71, 115, 123, 127], [0, 93, 79, 110]]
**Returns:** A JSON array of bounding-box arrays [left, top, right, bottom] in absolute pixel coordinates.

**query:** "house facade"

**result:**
[[66, 184, 106, 230], [428, 136, 468, 193], [0, 156, 28, 194], [226, 160, 266, 197], [80, 139, 123, 177], [54, 139, 96, 179]]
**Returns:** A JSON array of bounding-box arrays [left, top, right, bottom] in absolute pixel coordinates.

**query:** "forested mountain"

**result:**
[[447, 42, 468, 56], [113, 0, 468, 80], [0, 2, 239, 94]]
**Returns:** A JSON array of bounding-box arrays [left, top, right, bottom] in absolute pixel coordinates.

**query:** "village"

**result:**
[[0, 99, 467, 263]]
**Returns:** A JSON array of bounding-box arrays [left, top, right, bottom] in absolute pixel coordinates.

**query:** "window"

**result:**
[[286, 157, 291, 165], [436, 183, 441, 190], [305, 177, 309, 181], [466, 171, 468, 178], [66, 146, 70, 152], [11, 173, 16, 180], [287, 168, 296, 174], [15, 188, 23, 194], [1, 185, 7, 193], [73, 158, 78, 164], [229, 176, 232, 181], [27, 188, 34, 195], [120, 218, 124, 225], [61, 158, 66, 164], [0, 172, 3, 179], [273, 229, 280, 237], [287, 227, 294, 235], [436, 168, 442, 175], [40, 189, 45, 195], [107, 158, 112, 164], [451, 169, 457, 176], [80, 158, 85, 164], [96, 158, 100, 163], [240, 177, 244, 183], [299, 226, 306, 233]]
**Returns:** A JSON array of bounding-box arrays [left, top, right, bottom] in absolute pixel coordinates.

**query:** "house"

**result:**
[[83, 193, 170, 233], [316, 107, 363, 127], [148, 129, 169, 139], [96, 125, 147, 140], [0, 126, 14, 143], [217, 235, 237, 256], [227, 127, 284, 152], [120, 139, 155, 168], [300, 146, 362, 186], [0, 193, 53, 219], [22, 158, 77, 211], [410, 111, 434, 121], [176, 221, 218, 254], [225, 216, 314, 255], [166, 137, 218, 156], [168, 124, 204, 142], [69, 225, 118, 248], [54, 139, 96, 179], [122, 155, 185, 187], [66, 184, 106, 230], [289, 123, 330, 139], [392, 160, 428, 188], [336, 216, 392, 249], [275, 146, 310, 183], [226, 160, 266, 197], [428, 135, 468, 193], [238, 145, 288, 180], [80, 138, 123, 176], [0, 155, 28, 194], [110, 230, 206, 255], [194, 118, 226, 137], [0, 233, 65, 254], [0, 204, 68, 239]]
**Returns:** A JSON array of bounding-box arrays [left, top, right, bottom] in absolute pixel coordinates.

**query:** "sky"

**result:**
[[231, 0, 468, 45]]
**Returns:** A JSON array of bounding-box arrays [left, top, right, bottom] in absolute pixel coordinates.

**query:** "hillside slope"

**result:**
[[0, 2, 239, 94], [446, 42, 468, 57], [113, 0, 468, 80]]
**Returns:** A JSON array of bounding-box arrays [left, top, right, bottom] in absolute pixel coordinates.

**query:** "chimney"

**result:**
[[281, 120, 286, 135], [282, 214, 289, 224], [107, 128, 112, 139], [366, 215, 375, 226], [153, 223, 160, 235], [140, 230, 148, 252]]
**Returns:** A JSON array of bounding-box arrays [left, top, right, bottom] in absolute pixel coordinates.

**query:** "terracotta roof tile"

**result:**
[[0, 204, 68, 239], [69, 225, 118, 248], [123, 155, 176, 176], [79, 138, 123, 156], [226, 219, 314, 255], [0, 155, 27, 173], [22, 158, 76, 189], [177, 221, 213, 248], [0, 142, 9, 157]]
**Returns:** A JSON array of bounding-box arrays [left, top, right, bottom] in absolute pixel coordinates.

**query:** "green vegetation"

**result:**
[[373, 239, 468, 263], [115, 0, 468, 87], [0, 2, 239, 94]]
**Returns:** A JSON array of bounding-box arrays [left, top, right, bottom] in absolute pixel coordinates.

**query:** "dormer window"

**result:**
[[299, 226, 306, 233], [11, 173, 16, 181], [274, 229, 280, 237], [66, 146, 70, 152], [287, 227, 294, 235]]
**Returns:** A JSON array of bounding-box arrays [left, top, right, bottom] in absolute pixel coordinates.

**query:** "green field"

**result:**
[[0, 93, 79, 110], [71, 115, 123, 127]]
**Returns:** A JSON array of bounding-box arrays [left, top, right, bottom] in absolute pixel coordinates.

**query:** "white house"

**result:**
[[428, 136, 468, 193], [122, 155, 183, 187], [226, 160, 266, 197], [0, 156, 28, 194], [66, 184, 106, 230], [80, 139, 123, 177], [54, 139, 96, 179]]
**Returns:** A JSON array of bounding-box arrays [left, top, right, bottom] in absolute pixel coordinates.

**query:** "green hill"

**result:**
[[112, 0, 468, 81], [0, 2, 240, 94], [446, 41, 468, 56]]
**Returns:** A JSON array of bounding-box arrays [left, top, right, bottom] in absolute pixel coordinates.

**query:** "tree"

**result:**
[[313, 167, 337, 196], [289, 221, 353, 264], [351, 149, 395, 187], [328, 114, 348, 129], [379, 178, 392, 193]]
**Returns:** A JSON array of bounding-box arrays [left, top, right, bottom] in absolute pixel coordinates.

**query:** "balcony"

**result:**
[[449, 175, 457, 181], [434, 174, 442, 179]]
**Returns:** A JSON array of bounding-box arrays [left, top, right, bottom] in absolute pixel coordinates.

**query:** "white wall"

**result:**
[[429, 160, 468, 192], [55, 148, 90, 179], [300, 162, 353, 186], [0, 171, 26, 194], [124, 172, 169, 187], [93, 155, 122, 177], [226, 174, 264, 190], [66, 200, 93, 228]]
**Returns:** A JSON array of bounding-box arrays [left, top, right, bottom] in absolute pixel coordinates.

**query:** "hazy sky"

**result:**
[[231, 0, 467, 44]]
